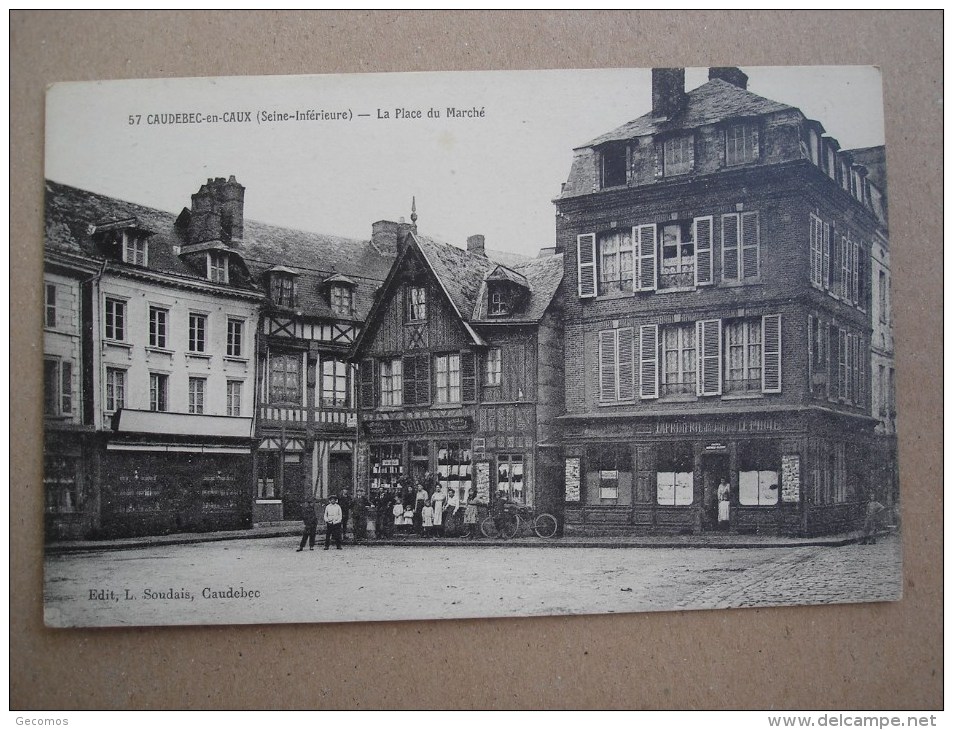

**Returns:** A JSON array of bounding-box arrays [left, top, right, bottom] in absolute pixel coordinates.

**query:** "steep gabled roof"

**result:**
[[584, 79, 794, 148], [413, 233, 498, 327], [472, 253, 564, 323]]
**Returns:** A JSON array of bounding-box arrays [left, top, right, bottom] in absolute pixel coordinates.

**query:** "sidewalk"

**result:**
[[45, 523, 884, 554]]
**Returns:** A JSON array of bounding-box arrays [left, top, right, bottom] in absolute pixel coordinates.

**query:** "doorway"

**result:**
[[329, 453, 352, 495], [701, 452, 729, 531], [409, 441, 429, 483]]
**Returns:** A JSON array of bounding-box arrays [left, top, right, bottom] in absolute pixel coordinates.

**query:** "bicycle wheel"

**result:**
[[481, 515, 500, 539], [500, 514, 520, 539], [533, 513, 558, 538]]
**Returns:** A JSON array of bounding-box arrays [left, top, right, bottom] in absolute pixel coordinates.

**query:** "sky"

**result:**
[[46, 66, 884, 259]]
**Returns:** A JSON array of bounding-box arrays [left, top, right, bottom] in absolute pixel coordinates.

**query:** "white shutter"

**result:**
[[810, 214, 822, 287], [599, 330, 616, 402], [841, 236, 850, 300], [823, 222, 831, 290], [852, 238, 860, 304], [741, 211, 760, 279], [639, 324, 659, 399], [694, 216, 713, 286], [697, 319, 722, 396], [577, 233, 597, 298], [859, 336, 867, 411], [618, 327, 634, 401], [722, 214, 740, 281], [807, 314, 815, 386], [762, 314, 782, 393], [635, 224, 657, 292]]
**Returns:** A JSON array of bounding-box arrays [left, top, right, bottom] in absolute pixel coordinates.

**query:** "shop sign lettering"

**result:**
[[655, 418, 783, 435], [363, 416, 472, 436]]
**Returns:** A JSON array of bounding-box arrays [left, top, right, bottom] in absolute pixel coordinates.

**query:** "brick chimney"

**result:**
[[187, 175, 244, 246], [371, 219, 417, 256], [708, 66, 749, 90], [467, 234, 485, 256], [652, 68, 686, 118]]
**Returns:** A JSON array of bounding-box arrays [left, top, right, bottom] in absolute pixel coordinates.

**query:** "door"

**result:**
[[409, 441, 429, 484], [329, 453, 353, 495], [701, 453, 729, 531]]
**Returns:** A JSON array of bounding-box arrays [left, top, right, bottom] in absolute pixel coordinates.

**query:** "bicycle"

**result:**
[[480, 503, 558, 539]]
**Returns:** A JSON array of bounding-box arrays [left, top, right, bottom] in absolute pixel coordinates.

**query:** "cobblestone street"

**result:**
[[44, 534, 902, 627]]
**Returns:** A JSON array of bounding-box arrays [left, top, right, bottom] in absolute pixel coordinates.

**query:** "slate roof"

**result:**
[[584, 79, 793, 148], [472, 253, 564, 323]]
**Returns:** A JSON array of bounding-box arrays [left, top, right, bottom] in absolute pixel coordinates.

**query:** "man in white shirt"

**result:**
[[324, 495, 344, 550]]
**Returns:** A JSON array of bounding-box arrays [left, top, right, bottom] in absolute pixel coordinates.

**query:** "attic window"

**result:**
[[122, 233, 148, 266], [725, 122, 760, 166], [662, 135, 694, 176], [330, 285, 354, 316], [270, 272, 296, 308], [488, 285, 511, 316], [208, 251, 229, 283], [600, 143, 627, 188]]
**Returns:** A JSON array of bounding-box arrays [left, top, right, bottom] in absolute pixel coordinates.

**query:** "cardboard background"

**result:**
[[11, 11, 942, 709]]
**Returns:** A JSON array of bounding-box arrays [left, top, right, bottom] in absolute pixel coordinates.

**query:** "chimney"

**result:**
[[467, 234, 485, 256], [708, 66, 748, 90], [652, 68, 686, 118], [187, 175, 244, 246]]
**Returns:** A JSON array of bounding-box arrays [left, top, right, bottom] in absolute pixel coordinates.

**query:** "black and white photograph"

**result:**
[[41, 65, 901, 629]]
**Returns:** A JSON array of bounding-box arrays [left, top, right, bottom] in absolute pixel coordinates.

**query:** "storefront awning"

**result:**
[[112, 409, 253, 439]]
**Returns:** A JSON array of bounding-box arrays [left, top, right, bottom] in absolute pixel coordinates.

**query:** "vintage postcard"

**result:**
[[42, 66, 900, 628]]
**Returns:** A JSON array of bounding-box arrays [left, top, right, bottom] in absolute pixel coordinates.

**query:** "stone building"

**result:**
[[351, 227, 565, 515], [553, 68, 889, 536]]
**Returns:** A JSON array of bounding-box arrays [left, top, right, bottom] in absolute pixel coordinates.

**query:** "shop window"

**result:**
[[44, 455, 80, 514], [600, 143, 627, 188], [208, 252, 228, 283], [435, 353, 461, 404], [104, 298, 126, 341], [721, 211, 760, 281], [438, 441, 473, 502], [45, 283, 57, 328], [150, 372, 169, 412], [226, 318, 243, 358], [269, 351, 302, 404], [105, 367, 126, 412], [737, 441, 780, 506], [369, 444, 402, 497], [188, 313, 207, 353], [380, 358, 403, 406], [661, 324, 696, 397], [661, 135, 694, 176], [407, 285, 427, 322], [589, 445, 629, 501], [256, 452, 280, 499], [202, 472, 239, 511], [495, 453, 523, 503], [149, 307, 169, 349], [656, 443, 693, 506], [484, 347, 502, 387], [321, 358, 350, 408], [226, 380, 242, 416], [725, 122, 760, 166], [188, 377, 206, 414]]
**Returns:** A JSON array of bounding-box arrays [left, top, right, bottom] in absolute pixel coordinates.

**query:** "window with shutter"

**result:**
[[639, 324, 659, 399], [852, 239, 860, 304], [697, 319, 722, 396], [694, 216, 713, 286], [823, 222, 831, 290], [360, 359, 375, 408], [810, 214, 823, 287], [762, 314, 782, 393], [838, 329, 848, 399], [577, 234, 597, 298], [416, 354, 431, 406], [721, 214, 740, 281], [740, 211, 760, 279], [841, 236, 851, 300], [618, 328, 634, 401], [461, 351, 477, 403], [828, 325, 839, 400], [635, 224, 657, 291], [599, 330, 617, 403]]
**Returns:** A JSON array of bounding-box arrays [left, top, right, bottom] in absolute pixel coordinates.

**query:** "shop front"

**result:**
[[562, 411, 873, 537]]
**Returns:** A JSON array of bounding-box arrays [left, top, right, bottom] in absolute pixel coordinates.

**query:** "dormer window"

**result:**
[[122, 232, 148, 266], [208, 251, 229, 283], [725, 122, 760, 166], [489, 286, 511, 316], [407, 285, 427, 322], [661, 134, 694, 176], [267, 267, 299, 308], [330, 285, 353, 316], [600, 142, 628, 188]]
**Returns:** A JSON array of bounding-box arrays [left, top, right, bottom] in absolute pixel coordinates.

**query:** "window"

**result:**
[[104, 298, 126, 341], [105, 368, 126, 412], [825, 144, 836, 181], [721, 211, 759, 281], [44, 455, 80, 514], [435, 353, 461, 404], [598, 230, 634, 295], [269, 352, 302, 404], [600, 143, 627, 188], [271, 273, 296, 307], [149, 307, 169, 349], [488, 285, 511, 315], [661, 324, 696, 396], [738, 442, 779, 506], [656, 443, 693, 506], [726, 122, 759, 166], [330, 285, 353, 316], [257, 452, 280, 500], [321, 358, 350, 408], [380, 358, 403, 406], [208, 252, 228, 283], [808, 128, 820, 166], [808, 314, 829, 397], [662, 135, 694, 176], [598, 327, 634, 402], [724, 319, 762, 394], [484, 347, 502, 386], [45, 284, 56, 328], [407, 285, 427, 321], [44, 359, 72, 416], [496, 453, 524, 502], [660, 222, 694, 289], [438, 441, 473, 502], [122, 233, 147, 266], [226, 318, 243, 357], [879, 271, 888, 323], [226, 380, 242, 416], [369, 444, 402, 497], [188, 377, 206, 414], [188, 313, 207, 353], [150, 373, 169, 412], [809, 214, 824, 288], [590, 445, 629, 501]]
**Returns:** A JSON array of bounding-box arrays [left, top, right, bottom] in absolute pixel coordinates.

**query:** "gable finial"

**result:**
[[411, 196, 418, 225]]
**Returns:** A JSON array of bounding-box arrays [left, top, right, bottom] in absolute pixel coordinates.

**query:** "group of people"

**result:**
[[296, 488, 371, 551]]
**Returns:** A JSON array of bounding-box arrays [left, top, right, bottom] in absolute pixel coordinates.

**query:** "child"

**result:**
[[421, 499, 435, 538]]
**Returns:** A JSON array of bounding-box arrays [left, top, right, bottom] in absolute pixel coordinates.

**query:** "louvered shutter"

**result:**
[[807, 315, 815, 386], [461, 351, 477, 403], [599, 330, 617, 402], [823, 222, 831, 290], [360, 358, 376, 409], [852, 239, 860, 304], [741, 211, 760, 279], [858, 336, 867, 410], [577, 233, 597, 298], [402, 355, 416, 405], [686, 134, 695, 171], [762, 314, 782, 393], [618, 327, 634, 401], [635, 224, 657, 291], [639, 325, 659, 399], [841, 236, 850, 299], [722, 214, 740, 281], [416, 354, 431, 405], [654, 142, 664, 178], [694, 216, 713, 285], [697, 319, 722, 396], [828, 325, 839, 399]]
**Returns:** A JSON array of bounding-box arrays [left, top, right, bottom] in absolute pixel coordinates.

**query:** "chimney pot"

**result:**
[[467, 234, 485, 255], [708, 66, 749, 90], [652, 68, 686, 118]]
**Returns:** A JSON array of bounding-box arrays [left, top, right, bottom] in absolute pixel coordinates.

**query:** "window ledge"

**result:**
[[658, 395, 698, 403], [722, 393, 765, 401], [657, 286, 696, 294], [719, 279, 762, 288], [595, 290, 634, 302], [255, 499, 283, 504], [103, 339, 132, 349], [430, 403, 465, 410], [146, 346, 174, 355], [597, 400, 637, 407], [223, 356, 249, 364], [186, 352, 212, 359]]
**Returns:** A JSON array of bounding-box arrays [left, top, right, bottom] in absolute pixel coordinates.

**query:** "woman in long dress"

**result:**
[[444, 488, 460, 536], [716, 478, 731, 530], [431, 485, 447, 537], [463, 487, 481, 539]]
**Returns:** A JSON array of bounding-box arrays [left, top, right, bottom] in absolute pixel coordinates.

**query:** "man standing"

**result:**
[[338, 489, 353, 543], [296, 496, 318, 551], [324, 495, 344, 550], [375, 486, 396, 539], [861, 491, 886, 545], [352, 488, 370, 543]]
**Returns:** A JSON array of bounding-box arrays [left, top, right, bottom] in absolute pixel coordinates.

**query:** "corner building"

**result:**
[[554, 68, 889, 536]]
